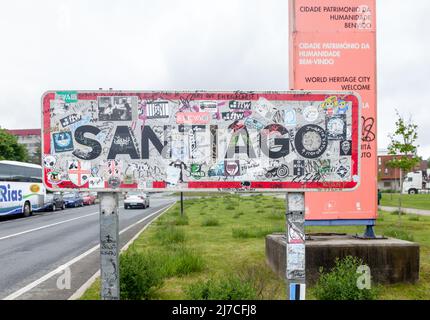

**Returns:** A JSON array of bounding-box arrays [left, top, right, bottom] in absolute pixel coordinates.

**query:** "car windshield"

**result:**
[[45, 194, 54, 200], [63, 194, 75, 199]]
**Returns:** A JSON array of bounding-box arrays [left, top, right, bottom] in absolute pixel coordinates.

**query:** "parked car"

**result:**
[[124, 192, 150, 209], [63, 192, 84, 208], [42, 193, 65, 211], [82, 192, 97, 205]]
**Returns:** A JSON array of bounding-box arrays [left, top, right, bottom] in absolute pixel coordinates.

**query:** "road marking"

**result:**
[[68, 202, 175, 300], [0, 212, 98, 242], [3, 203, 174, 300]]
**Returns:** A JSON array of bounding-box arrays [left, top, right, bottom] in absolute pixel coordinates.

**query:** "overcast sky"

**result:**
[[0, 0, 429, 158]]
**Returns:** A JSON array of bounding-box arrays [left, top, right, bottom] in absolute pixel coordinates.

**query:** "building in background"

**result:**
[[378, 150, 427, 191], [7, 129, 41, 159]]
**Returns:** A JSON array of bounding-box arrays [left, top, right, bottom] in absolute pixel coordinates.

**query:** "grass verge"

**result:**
[[81, 196, 430, 300]]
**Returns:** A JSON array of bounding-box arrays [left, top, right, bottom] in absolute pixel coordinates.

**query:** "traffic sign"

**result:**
[[41, 90, 360, 192]]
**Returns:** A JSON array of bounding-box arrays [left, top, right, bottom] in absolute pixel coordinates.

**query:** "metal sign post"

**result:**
[[180, 192, 184, 216], [99, 192, 120, 300], [286, 192, 306, 300]]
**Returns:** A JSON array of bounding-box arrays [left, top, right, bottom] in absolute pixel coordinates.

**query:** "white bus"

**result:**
[[0, 160, 45, 217]]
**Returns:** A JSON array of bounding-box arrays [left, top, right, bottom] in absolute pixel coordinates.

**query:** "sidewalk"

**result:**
[[379, 206, 430, 216]]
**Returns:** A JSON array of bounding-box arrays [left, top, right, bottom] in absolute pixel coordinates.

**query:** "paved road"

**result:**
[[0, 193, 175, 300]]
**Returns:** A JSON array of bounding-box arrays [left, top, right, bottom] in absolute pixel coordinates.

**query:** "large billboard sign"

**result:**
[[289, 0, 377, 220], [42, 91, 360, 192]]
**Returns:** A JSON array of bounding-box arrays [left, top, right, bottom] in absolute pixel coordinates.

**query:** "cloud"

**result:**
[[0, 0, 429, 158]]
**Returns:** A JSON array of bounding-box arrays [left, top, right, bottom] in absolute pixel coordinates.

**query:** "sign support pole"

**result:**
[[286, 192, 306, 300], [99, 192, 120, 300], [180, 192, 184, 216]]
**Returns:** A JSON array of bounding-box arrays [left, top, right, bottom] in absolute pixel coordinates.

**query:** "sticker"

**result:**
[[293, 160, 305, 176], [208, 163, 225, 177], [56, 91, 78, 103], [340, 140, 352, 156], [303, 106, 319, 122], [229, 100, 251, 110], [244, 117, 264, 130], [105, 160, 123, 177], [221, 111, 247, 121], [336, 165, 349, 179], [265, 164, 289, 179], [67, 160, 91, 187], [199, 101, 218, 112], [190, 163, 205, 179], [166, 166, 181, 185], [53, 131, 74, 153], [287, 243, 305, 272], [43, 155, 57, 168], [255, 97, 275, 118], [107, 176, 121, 188], [320, 96, 338, 116], [288, 222, 304, 244], [98, 96, 134, 121], [337, 100, 349, 114], [326, 114, 346, 140], [176, 112, 210, 124], [89, 177, 104, 189], [294, 124, 328, 159], [284, 110, 297, 126], [146, 101, 169, 119], [224, 160, 241, 177], [60, 113, 82, 127], [47, 171, 63, 184]]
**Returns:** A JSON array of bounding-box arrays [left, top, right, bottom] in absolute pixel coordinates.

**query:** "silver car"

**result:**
[[124, 192, 150, 209]]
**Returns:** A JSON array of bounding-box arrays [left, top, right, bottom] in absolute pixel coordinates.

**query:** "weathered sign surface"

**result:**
[[42, 91, 360, 192]]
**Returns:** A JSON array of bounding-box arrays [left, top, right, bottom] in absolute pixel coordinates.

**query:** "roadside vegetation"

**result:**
[[81, 195, 430, 300], [380, 193, 430, 211]]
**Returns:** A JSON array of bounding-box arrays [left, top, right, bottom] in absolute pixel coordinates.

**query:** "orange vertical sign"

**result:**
[[289, 0, 377, 221]]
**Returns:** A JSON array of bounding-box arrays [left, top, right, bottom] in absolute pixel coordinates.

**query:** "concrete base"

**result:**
[[266, 233, 420, 284]]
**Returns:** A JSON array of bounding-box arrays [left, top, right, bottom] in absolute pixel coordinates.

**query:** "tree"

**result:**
[[387, 111, 420, 216], [29, 142, 42, 165], [0, 128, 29, 162]]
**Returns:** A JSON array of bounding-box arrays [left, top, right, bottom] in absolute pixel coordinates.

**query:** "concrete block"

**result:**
[[266, 233, 420, 284]]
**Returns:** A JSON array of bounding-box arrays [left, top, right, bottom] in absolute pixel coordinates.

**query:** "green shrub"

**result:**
[[313, 256, 378, 300], [168, 247, 205, 276], [119, 250, 164, 300], [383, 227, 414, 241], [185, 276, 257, 300], [201, 217, 220, 227], [155, 225, 186, 245]]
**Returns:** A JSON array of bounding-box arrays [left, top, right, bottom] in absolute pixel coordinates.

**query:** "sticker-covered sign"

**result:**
[[41, 91, 360, 192]]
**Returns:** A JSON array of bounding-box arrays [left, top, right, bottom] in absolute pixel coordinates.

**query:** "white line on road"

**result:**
[[0, 212, 98, 242], [2, 203, 174, 300]]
